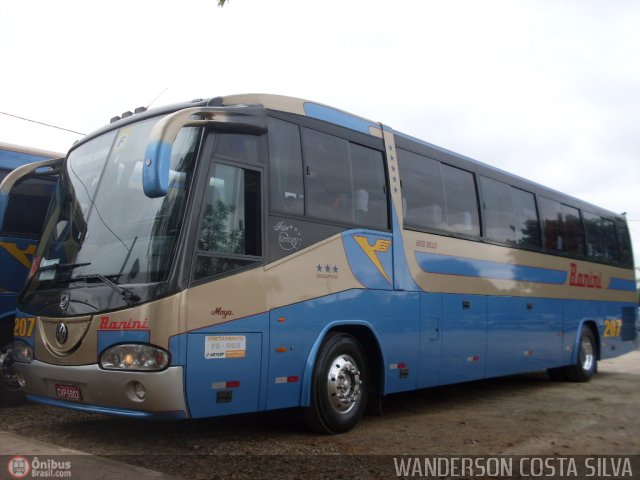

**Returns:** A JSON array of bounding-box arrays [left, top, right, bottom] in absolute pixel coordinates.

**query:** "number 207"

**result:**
[[603, 319, 622, 337], [13, 317, 35, 337]]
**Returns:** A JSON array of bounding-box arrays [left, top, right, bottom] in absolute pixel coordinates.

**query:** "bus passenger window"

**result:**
[[616, 219, 633, 267], [349, 143, 388, 230], [397, 149, 446, 231], [441, 164, 480, 236], [480, 176, 516, 244], [194, 156, 262, 280], [538, 197, 564, 252], [562, 205, 585, 256], [267, 118, 304, 215], [583, 211, 604, 259], [584, 212, 620, 263], [511, 187, 541, 249], [302, 128, 352, 225], [601, 218, 619, 263]]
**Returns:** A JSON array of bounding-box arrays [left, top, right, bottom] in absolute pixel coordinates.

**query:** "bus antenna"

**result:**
[[146, 88, 169, 109]]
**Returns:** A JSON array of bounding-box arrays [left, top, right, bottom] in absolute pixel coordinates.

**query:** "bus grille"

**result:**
[[621, 307, 637, 341]]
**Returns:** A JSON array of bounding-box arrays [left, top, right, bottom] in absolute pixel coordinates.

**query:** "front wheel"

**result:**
[[304, 333, 368, 434], [564, 327, 597, 382]]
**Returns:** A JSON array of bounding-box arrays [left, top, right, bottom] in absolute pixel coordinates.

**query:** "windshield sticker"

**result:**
[[114, 128, 130, 150], [38, 258, 60, 281], [204, 335, 246, 359]]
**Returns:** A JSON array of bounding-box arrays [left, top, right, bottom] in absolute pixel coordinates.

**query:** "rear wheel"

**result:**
[[304, 333, 368, 434], [564, 327, 597, 382]]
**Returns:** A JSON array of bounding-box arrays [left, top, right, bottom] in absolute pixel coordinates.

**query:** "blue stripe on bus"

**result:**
[[0, 151, 53, 170], [415, 252, 567, 284], [607, 277, 637, 292], [303, 103, 376, 134]]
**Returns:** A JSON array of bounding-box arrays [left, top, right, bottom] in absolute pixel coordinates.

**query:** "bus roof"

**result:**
[[75, 93, 627, 223]]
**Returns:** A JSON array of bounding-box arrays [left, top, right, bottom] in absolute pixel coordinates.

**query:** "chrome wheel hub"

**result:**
[[326, 354, 362, 414], [580, 337, 594, 372]]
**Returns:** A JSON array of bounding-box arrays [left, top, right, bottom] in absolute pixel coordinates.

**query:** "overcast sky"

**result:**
[[1, 0, 639, 282]]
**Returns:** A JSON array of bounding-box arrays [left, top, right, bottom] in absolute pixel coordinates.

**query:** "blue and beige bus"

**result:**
[[0, 143, 61, 386], [8, 95, 637, 432]]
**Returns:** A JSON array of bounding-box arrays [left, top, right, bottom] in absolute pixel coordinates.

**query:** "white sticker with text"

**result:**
[[204, 335, 246, 359]]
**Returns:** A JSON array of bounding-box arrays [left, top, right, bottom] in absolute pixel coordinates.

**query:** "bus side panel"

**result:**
[[440, 294, 488, 383], [186, 332, 263, 418], [266, 289, 420, 410], [563, 300, 638, 364], [599, 301, 638, 359], [418, 292, 442, 388], [486, 297, 563, 377], [183, 313, 269, 418]]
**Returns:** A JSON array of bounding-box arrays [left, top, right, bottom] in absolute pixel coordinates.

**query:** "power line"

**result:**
[[0, 111, 85, 136]]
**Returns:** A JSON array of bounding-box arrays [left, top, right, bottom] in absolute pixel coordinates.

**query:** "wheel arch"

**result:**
[[300, 321, 384, 407], [572, 319, 600, 364]]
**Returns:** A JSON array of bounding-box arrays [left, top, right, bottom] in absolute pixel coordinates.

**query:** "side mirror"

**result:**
[[0, 158, 62, 230], [143, 106, 267, 198]]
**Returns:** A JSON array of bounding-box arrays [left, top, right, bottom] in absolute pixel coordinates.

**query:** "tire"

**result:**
[[563, 327, 597, 382], [304, 333, 368, 434]]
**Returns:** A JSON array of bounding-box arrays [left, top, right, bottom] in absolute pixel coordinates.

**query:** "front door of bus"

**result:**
[[184, 132, 266, 418]]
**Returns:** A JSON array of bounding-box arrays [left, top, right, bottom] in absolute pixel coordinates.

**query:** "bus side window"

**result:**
[[601, 217, 619, 264], [397, 149, 446, 231], [583, 211, 603, 259], [194, 159, 262, 281], [441, 164, 480, 236], [302, 128, 352, 225], [267, 117, 304, 216], [538, 197, 564, 252], [349, 143, 388, 230], [480, 176, 516, 244], [1, 176, 55, 237], [511, 187, 541, 249], [616, 219, 633, 267], [562, 205, 585, 256]]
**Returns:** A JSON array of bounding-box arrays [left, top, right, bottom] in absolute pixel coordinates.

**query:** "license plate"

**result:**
[[55, 383, 82, 401]]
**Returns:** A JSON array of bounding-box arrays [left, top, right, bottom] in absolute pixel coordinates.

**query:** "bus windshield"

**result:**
[[27, 117, 200, 290]]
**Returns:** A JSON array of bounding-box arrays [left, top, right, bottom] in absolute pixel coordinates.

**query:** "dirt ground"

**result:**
[[1, 350, 638, 479]]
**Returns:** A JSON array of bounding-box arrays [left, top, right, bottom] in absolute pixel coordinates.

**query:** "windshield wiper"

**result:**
[[69, 274, 141, 305], [38, 262, 92, 273]]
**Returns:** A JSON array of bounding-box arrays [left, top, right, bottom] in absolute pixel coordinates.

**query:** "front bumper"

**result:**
[[14, 360, 188, 419]]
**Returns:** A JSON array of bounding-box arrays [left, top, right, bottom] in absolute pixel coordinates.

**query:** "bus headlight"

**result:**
[[12, 342, 34, 364], [100, 344, 170, 371]]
